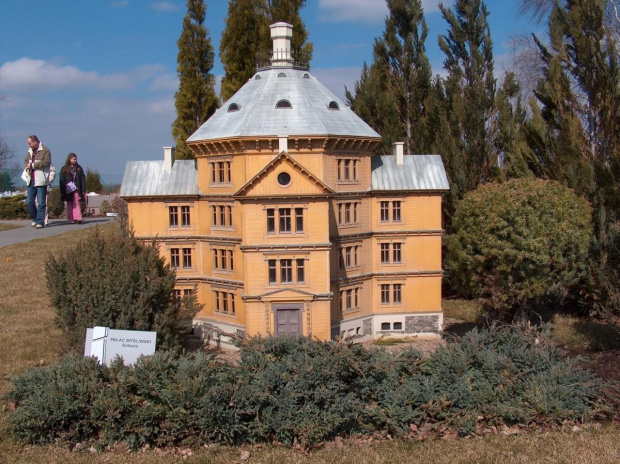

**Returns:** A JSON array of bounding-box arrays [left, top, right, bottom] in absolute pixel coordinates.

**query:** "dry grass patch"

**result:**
[[0, 223, 22, 232], [0, 426, 619, 464], [0, 222, 121, 392], [443, 298, 482, 323], [552, 314, 620, 351]]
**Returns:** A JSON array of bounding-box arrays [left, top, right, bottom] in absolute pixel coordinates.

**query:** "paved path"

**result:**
[[0, 218, 114, 248]]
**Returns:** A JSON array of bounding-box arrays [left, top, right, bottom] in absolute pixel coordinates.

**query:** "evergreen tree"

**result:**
[[438, 0, 500, 206], [0, 170, 15, 191], [346, 61, 403, 155], [346, 0, 432, 155], [265, 0, 313, 64], [220, 0, 312, 101], [493, 73, 534, 180], [530, 0, 620, 316], [85, 169, 103, 193], [172, 0, 219, 160], [220, 0, 270, 101], [376, 0, 432, 155]]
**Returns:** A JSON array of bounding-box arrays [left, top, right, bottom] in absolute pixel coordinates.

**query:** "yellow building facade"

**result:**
[[121, 23, 449, 345]]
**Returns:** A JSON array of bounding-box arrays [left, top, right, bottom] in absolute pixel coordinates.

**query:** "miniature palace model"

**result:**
[[120, 23, 450, 346]]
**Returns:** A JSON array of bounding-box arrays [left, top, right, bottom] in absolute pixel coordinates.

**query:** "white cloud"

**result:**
[[0, 59, 168, 92], [318, 0, 441, 24], [150, 1, 179, 12], [2, 94, 176, 180], [148, 95, 175, 114], [149, 73, 178, 92]]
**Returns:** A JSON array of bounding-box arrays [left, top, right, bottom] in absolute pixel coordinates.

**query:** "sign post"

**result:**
[[84, 327, 157, 366]]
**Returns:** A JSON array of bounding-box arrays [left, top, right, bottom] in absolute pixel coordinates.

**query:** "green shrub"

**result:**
[[0, 194, 28, 219], [45, 228, 200, 351], [47, 187, 65, 218], [446, 179, 592, 321], [3, 326, 606, 450]]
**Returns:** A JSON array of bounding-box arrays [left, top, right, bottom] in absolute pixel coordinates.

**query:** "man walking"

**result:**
[[24, 135, 52, 229]]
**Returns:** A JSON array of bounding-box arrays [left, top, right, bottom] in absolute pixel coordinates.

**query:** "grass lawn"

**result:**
[[0, 222, 22, 232], [1, 223, 619, 463]]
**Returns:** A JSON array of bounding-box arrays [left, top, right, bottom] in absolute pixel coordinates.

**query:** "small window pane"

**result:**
[[279, 208, 291, 233], [295, 208, 304, 233], [393, 201, 401, 222], [181, 206, 190, 227], [281, 259, 293, 283], [393, 243, 402, 263], [183, 249, 192, 268], [297, 259, 305, 283], [268, 260, 276, 284], [267, 209, 275, 233], [169, 206, 178, 227], [170, 248, 180, 268], [381, 284, 390, 304], [380, 201, 390, 222]]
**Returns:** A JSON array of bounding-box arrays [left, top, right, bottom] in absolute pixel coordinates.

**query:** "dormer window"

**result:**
[[328, 101, 340, 110], [278, 72, 287, 78], [276, 99, 292, 109], [255, 75, 262, 80], [227, 103, 240, 112]]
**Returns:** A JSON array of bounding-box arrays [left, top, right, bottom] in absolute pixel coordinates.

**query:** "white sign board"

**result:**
[[84, 326, 157, 366]]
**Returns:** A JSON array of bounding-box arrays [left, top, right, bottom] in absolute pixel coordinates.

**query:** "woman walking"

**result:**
[[60, 153, 86, 224]]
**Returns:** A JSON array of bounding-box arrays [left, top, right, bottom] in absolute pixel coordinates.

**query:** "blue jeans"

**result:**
[[26, 185, 47, 226]]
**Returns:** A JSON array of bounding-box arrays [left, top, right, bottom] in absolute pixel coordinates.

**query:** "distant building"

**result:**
[[85, 193, 118, 216], [121, 23, 449, 346]]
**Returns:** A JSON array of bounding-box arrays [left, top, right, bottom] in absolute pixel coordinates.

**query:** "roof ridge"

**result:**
[[295, 70, 329, 135], [237, 71, 268, 136]]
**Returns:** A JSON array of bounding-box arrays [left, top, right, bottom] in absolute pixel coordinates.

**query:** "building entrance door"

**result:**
[[275, 306, 302, 336]]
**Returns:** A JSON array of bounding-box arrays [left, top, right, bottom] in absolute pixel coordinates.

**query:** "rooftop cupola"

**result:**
[[270, 22, 293, 67]]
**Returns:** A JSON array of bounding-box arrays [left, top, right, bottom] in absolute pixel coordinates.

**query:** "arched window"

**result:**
[[303, 73, 310, 79], [275, 99, 292, 109], [328, 101, 340, 110], [255, 75, 262, 80], [227, 103, 240, 112], [278, 72, 287, 78]]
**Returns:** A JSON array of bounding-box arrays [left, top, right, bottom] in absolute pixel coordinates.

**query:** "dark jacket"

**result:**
[[60, 164, 86, 202]]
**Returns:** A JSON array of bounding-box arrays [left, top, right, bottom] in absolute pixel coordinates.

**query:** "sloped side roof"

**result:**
[[371, 155, 450, 191], [187, 68, 381, 142], [120, 160, 200, 197]]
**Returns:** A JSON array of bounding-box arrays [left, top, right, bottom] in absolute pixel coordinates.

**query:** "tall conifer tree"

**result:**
[[346, 60, 403, 155], [530, 0, 620, 315], [220, 0, 312, 100], [347, 0, 432, 155], [220, 0, 270, 101], [265, 0, 313, 63], [172, 0, 219, 160], [438, 0, 499, 196]]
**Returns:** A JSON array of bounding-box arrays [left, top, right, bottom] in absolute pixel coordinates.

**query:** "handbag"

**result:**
[[66, 181, 77, 193]]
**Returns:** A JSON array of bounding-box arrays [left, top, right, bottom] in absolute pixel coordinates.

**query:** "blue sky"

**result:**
[[0, 0, 537, 185]]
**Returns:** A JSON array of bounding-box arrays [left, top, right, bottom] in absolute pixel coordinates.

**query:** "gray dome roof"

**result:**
[[187, 67, 381, 142]]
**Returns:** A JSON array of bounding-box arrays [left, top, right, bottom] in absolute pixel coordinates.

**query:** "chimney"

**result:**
[[393, 142, 404, 165], [270, 22, 293, 67], [163, 146, 175, 171], [278, 135, 288, 153]]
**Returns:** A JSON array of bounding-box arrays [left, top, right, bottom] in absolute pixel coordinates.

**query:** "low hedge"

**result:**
[[0, 194, 28, 219], [3, 324, 608, 449]]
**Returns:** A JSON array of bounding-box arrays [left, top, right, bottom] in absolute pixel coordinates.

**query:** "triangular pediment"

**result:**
[[234, 151, 334, 198], [260, 288, 317, 302]]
